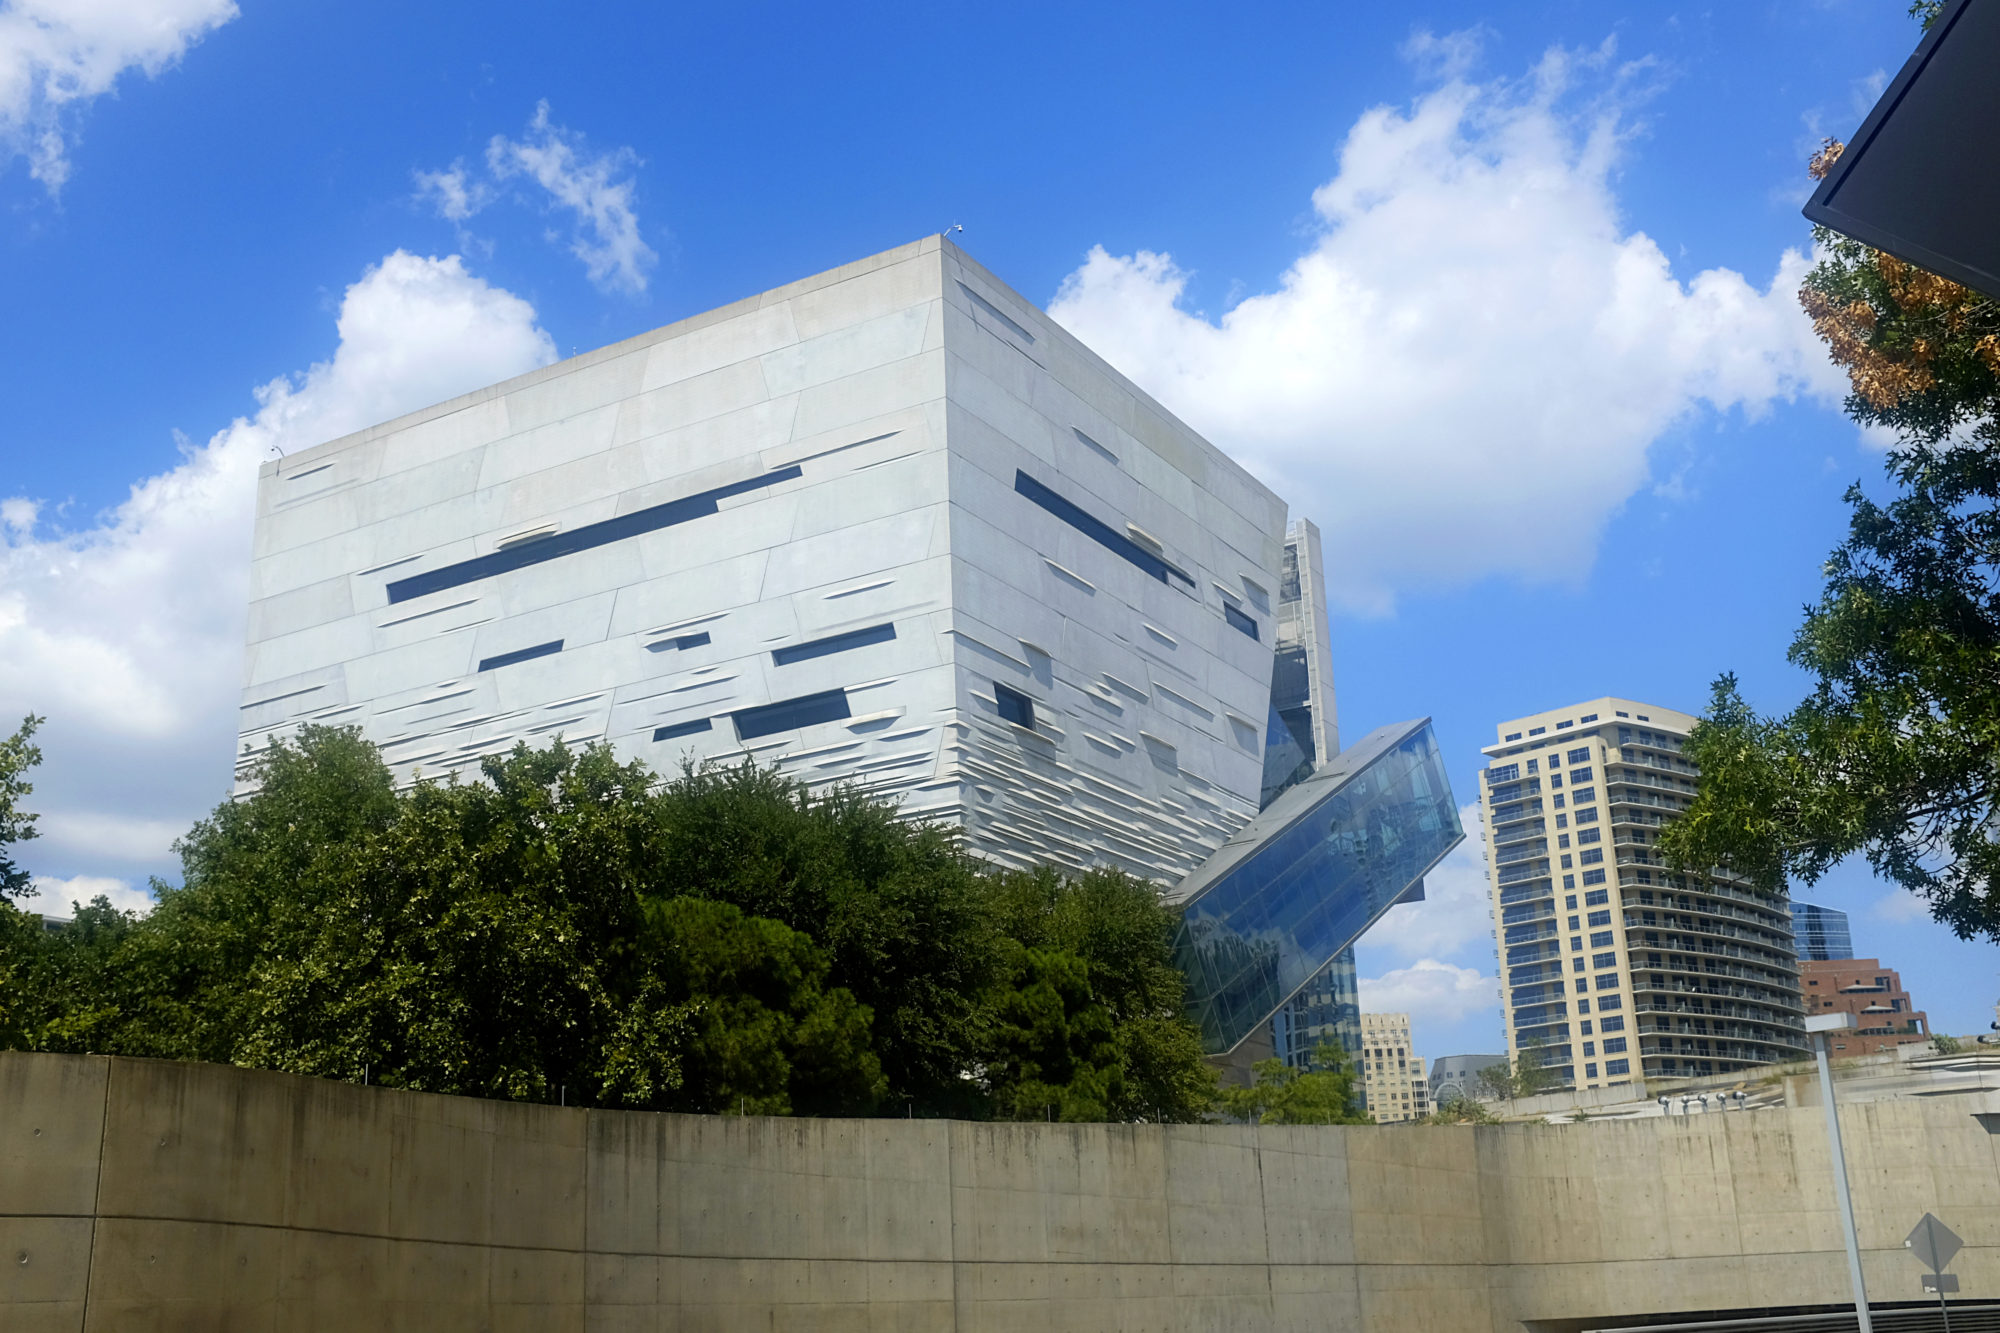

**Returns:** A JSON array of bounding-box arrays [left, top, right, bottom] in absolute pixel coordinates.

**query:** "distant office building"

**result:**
[[1481, 699, 1808, 1092], [1789, 901, 1854, 961], [1358, 1012, 1427, 1123], [1430, 1053, 1507, 1107], [237, 235, 1461, 1063], [1801, 957, 1931, 1055]]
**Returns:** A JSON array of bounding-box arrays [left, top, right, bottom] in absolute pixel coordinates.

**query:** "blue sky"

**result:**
[[1, 0, 1991, 1059]]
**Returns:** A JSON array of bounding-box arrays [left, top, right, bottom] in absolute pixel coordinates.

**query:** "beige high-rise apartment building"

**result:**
[[1480, 698, 1808, 1092], [1358, 1012, 1428, 1122]]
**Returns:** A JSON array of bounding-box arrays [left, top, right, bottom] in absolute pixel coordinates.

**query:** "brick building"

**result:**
[[1800, 957, 1930, 1055]]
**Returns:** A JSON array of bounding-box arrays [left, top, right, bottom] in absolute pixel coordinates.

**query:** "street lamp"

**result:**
[[1807, 1011, 1872, 1333]]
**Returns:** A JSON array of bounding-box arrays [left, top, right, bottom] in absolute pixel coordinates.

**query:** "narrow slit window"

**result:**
[[652, 718, 713, 742], [478, 639, 562, 672], [1223, 603, 1259, 640], [732, 688, 851, 740], [770, 622, 895, 666], [1013, 470, 1194, 588], [646, 631, 711, 653], [994, 683, 1035, 729], [386, 464, 803, 604]]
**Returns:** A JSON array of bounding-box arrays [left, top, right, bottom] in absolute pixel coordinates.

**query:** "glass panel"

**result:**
[[1173, 721, 1463, 1054], [770, 622, 896, 666], [1013, 469, 1195, 588], [477, 639, 563, 672], [731, 688, 851, 740]]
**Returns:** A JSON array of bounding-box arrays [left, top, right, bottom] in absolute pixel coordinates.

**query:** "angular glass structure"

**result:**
[[1790, 900, 1854, 961], [1167, 718, 1463, 1054]]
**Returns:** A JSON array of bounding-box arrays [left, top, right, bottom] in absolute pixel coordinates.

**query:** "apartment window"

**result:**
[[1569, 936, 1584, 951], [1582, 1042, 1595, 1057], [1604, 1059, 1630, 1076], [1571, 786, 1596, 803], [1615, 711, 1629, 718], [1589, 932, 1613, 948], [1526, 758, 1539, 773], [994, 682, 1036, 729], [1505, 732, 1522, 741], [1567, 915, 1581, 930], [1558, 834, 1571, 850], [477, 639, 563, 672], [1563, 876, 1576, 891], [1486, 763, 1521, 783], [1595, 973, 1620, 990], [1560, 855, 1573, 870], [1572, 958, 1586, 972], [1584, 889, 1608, 906], [732, 688, 852, 740], [1549, 772, 1563, 789], [1602, 1038, 1628, 1054], [1570, 766, 1594, 783], [1599, 1015, 1625, 1033], [1554, 813, 1568, 828], [1637, 715, 1650, 721], [1573, 807, 1598, 824], [1581, 869, 1606, 886], [1529, 726, 1547, 735], [1591, 952, 1617, 969], [1579, 1020, 1593, 1036], [1584, 1063, 1599, 1078], [1223, 603, 1260, 639], [1580, 714, 1598, 722], [1564, 895, 1578, 909], [652, 718, 712, 742], [1552, 794, 1566, 809], [1567, 748, 1591, 764], [1586, 911, 1610, 928], [1579, 849, 1603, 866], [1014, 470, 1194, 587], [1576, 828, 1600, 845]]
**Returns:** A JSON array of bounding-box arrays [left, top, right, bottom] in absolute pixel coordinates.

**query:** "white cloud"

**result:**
[[0, 0, 236, 192], [0, 250, 556, 875], [1871, 888, 1930, 924], [414, 161, 494, 224], [487, 101, 655, 295], [1359, 803, 1494, 961], [29, 872, 152, 916], [1359, 958, 1499, 1029], [1048, 37, 1844, 612]]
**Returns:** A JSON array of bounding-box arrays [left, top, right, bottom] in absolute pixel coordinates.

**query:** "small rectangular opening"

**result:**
[[477, 640, 563, 672], [652, 718, 713, 742], [1223, 603, 1259, 640], [994, 683, 1035, 730], [732, 688, 851, 740], [771, 623, 896, 667]]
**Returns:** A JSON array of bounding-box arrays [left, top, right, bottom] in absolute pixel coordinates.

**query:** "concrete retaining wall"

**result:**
[[5, 1051, 1997, 1331]]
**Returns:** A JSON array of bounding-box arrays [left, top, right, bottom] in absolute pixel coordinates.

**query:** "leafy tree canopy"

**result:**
[[1660, 62, 2000, 940], [1218, 1041, 1369, 1125], [0, 715, 44, 903], [0, 725, 1220, 1122]]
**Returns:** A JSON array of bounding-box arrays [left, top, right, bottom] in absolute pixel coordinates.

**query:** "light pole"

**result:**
[[1807, 1011, 1871, 1333]]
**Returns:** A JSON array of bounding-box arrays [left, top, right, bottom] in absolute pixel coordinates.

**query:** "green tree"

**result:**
[[1218, 1041, 1368, 1125], [0, 715, 45, 903], [980, 865, 1217, 1122], [1473, 1041, 1559, 1101], [632, 895, 883, 1115], [1660, 104, 2000, 938]]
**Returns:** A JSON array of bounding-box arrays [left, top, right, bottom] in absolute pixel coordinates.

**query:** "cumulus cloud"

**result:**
[[1048, 36, 1844, 612], [1359, 958, 1499, 1030], [0, 0, 235, 192], [0, 251, 555, 875], [486, 101, 655, 295], [1358, 803, 1494, 960], [31, 872, 153, 916]]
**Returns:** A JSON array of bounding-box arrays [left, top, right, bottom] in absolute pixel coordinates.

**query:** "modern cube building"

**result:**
[[237, 235, 1459, 1059], [1480, 698, 1808, 1090]]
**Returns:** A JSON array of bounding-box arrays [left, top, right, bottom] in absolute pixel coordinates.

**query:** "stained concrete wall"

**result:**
[[5, 1051, 1997, 1331]]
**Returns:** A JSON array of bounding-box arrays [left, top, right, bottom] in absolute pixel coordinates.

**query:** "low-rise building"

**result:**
[[1430, 1052, 1507, 1107], [1801, 957, 1930, 1054]]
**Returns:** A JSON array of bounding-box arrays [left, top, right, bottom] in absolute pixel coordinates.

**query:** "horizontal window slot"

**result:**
[[1223, 603, 1260, 640], [732, 688, 851, 740], [1014, 471, 1193, 588], [652, 718, 714, 742], [285, 462, 335, 481], [477, 640, 563, 672], [386, 465, 803, 604], [646, 631, 711, 653], [771, 622, 895, 666]]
